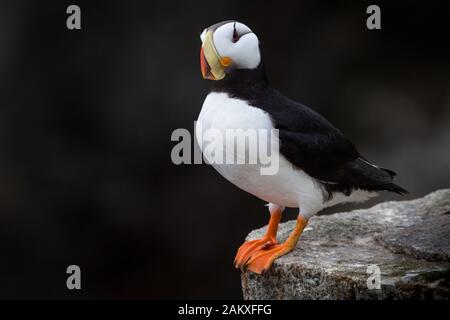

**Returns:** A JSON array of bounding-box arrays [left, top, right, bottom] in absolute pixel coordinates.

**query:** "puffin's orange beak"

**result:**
[[200, 47, 215, 80]]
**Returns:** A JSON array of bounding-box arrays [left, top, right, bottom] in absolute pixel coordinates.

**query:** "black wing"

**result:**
[[254, 88, 408, 196]]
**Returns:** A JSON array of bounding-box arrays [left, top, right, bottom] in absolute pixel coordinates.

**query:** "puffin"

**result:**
[[196, 20, 407, 274]]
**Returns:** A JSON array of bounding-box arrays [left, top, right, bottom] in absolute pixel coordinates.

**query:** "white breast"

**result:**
[[196, 92, 328, 217]]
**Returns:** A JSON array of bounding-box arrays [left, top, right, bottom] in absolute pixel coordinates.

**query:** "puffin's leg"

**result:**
[[234, 204, 283, 270], [244, 214, 309, 274]]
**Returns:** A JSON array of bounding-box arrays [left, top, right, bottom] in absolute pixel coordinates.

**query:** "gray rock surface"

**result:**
[[241, 189, 450, 299]]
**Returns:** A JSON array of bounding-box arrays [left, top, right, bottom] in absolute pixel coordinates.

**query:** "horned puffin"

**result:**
[[196, 20, 407, 274]]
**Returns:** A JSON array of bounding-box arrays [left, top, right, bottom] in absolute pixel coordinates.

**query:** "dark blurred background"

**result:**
[[0, 0, 449, 299]]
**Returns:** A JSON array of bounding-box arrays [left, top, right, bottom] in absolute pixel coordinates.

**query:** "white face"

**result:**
[[200, 21, 261, 71]]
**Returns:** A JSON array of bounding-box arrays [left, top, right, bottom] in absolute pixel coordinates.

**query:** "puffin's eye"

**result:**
[[232, 23, 240, 43]]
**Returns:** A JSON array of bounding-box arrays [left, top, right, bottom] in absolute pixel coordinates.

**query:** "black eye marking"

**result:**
[[232, 22, 240, 43]]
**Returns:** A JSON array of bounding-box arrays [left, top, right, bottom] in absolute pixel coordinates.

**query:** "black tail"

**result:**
[[322, 158, 409, 197], [379, 167, 408, 195], [382, 183, 409, 195], [380, 168, 409, 195]]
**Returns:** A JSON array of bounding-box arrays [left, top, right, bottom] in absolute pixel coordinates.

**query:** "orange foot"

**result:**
[[234, 208, 282, 270], [234, 236, 277, 270], [236, 215, 309, 275], [245, 243, 294, 274]]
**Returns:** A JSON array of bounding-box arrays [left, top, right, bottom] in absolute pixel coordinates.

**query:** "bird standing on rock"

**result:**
[[196, 20, 407, 274]]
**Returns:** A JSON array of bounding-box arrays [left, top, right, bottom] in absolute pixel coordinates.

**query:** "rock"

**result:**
[[241, 189, 450, 299]]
